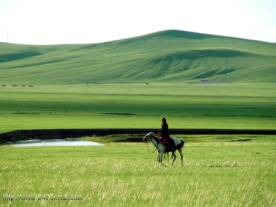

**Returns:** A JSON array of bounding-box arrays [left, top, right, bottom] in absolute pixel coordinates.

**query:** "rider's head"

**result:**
[[162, 117, 167, 124]]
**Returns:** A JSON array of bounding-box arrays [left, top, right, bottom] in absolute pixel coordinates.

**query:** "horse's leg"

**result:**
[[178, 149, 184, 166], [157, 153, 162, 163], [171, 151, 176, 166], [160, 152, 165, 165]]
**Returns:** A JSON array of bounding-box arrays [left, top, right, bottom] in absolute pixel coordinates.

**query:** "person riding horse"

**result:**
[[159, 118, 176, 151]]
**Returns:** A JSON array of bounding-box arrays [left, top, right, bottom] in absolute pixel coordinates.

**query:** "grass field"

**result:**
[[1, 29, 275, 206], [1, 135, 275, 207], [0, 83, 276, 132]]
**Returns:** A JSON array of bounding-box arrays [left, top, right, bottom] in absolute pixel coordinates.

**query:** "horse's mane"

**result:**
[[145, 132, 154, 137], [145, 132, 160, 143]]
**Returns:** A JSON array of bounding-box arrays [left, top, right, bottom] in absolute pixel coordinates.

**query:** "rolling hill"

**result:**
[[0, 30, 276, 84]]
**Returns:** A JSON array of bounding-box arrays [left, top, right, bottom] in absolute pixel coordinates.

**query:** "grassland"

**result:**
[[1, 30, 275, 207], [1, 30, 275, 132], [0, 83, 276, 133], [1, 30, 276, 84], [1, 135, 275, 207]]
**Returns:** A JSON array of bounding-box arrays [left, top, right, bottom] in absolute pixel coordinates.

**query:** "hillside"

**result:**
[[0, 30, 276, 84]]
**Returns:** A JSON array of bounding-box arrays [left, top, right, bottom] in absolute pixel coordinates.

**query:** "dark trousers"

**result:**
[[161, 136, 175, 150]]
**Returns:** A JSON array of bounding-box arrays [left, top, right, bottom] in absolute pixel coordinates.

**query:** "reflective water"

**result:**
[[12, 139, 104, 147]]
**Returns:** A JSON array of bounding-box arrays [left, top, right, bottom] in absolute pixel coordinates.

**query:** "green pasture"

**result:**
[[1, 30, 276, 84], [1, 135, 275, 207], [1, 29, 275, 207], [0, 83, 276, 132]]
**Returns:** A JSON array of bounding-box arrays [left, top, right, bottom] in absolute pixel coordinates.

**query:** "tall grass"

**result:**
[[1, 135, 275, 206]]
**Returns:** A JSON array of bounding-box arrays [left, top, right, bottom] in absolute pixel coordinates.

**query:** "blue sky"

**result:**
[[0, 0, 275, 44]]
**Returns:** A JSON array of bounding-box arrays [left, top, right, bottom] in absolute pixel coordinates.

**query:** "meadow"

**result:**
[[0, 83, 276, 133], [0, 135, 275, 207], [1, 29, 276, 207]]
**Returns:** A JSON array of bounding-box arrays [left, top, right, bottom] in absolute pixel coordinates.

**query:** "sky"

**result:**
[[0, 0, 276, 44]]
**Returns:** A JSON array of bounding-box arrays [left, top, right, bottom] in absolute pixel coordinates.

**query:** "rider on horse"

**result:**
[[159, 118, 176, 152]]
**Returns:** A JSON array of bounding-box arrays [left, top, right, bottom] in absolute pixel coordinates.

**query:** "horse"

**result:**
[[143, 132, 185, 166]]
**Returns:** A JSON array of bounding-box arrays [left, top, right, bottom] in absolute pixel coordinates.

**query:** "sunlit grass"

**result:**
[[1, 135, 275, 206], [0, 83, 276, 132]]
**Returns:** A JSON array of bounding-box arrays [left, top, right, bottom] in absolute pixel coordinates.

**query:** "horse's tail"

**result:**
[[178, 139, 185, 149]]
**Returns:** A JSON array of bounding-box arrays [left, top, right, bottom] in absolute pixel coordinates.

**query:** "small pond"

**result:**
[[11, 139, 104, 147]]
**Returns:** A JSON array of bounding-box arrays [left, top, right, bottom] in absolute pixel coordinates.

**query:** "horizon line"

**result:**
[[1, 29, 275, 46]]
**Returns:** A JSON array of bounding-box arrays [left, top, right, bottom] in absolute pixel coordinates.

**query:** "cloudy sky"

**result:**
[[0, 0, 275, 44]]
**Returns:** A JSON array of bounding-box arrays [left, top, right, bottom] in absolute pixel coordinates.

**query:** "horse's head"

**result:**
[[143, 132, 155, 142]]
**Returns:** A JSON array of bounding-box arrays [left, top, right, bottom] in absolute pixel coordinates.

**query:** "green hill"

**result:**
[[0, 30, 276, 84]]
